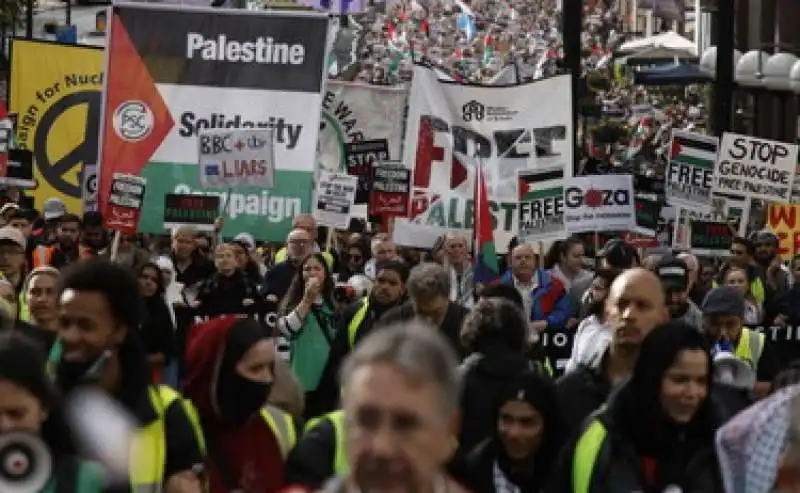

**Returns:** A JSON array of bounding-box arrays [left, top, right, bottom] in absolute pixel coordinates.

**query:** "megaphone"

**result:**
[[713, 341, 756, 390], [0, 432, 52, 493]]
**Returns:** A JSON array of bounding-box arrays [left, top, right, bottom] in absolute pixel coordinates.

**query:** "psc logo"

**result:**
[[462, 100, 485, 122], [564, 187, 631, 208], [112, 100, 154, 142]]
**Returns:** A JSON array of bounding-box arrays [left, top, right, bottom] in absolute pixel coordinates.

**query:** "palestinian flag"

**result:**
[[473, 160, 499, 284], [669, 131, 718, 172], [518, 168, 563, 201]]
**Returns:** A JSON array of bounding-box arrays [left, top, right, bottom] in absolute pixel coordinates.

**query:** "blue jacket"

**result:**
[[499, 268, 572, 328]]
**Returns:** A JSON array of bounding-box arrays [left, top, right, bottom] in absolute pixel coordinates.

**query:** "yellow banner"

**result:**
[[767, 203, 800, 260], [9, 40, 103, 214]]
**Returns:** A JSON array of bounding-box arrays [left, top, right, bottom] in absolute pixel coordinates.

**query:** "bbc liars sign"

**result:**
[[715, 133, 798, 202], [199, 129, 276, 189]]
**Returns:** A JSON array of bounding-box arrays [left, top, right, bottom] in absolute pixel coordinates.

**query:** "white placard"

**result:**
[[563, 174, 636, 234], [198, 129, 275, 190], [313, 172, 358, 229], [714, 132, 798, 202], [82, 164, 98, 213]]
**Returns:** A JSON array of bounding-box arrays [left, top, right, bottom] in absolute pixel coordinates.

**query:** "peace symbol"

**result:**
[[34, 90, 102, 198]]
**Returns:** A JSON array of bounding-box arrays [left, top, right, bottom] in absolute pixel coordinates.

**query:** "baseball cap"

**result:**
[[0, 226, 26, 250], [701, 286, 745, 318], [233, 233, 256, 252], [656, 255, 689, 293], [597, 238, 638, 269], [42, 198, 66, 221]]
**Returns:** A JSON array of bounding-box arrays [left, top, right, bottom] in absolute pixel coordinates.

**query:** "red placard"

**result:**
[[370, 165, 410, 217], [105, 174, 146, 234]]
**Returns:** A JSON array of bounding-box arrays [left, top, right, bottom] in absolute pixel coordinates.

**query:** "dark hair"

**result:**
[[60, 259, 141, 332], [731, 236, 754, 256], [6, 209, 30, 223], [480, 283, 525, 311], [137, 262, 165, 296], [594, 268, 619, 287], [460, 298, 527, 354], [281, 253, 335, 313], [720, 259, 751, 284], [57, 213, 81, 227], [543, 235, 584, 269], [0, 332, 75, 457], [773, 360, 800, 391], [82, 211, 104, 228], [374, 260, 410, 284]]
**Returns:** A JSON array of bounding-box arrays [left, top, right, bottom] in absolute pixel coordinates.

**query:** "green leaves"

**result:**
[[0, 0, 27, 29]]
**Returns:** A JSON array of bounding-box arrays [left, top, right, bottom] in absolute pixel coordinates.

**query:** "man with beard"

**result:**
[[32, 213, 92, 269], [287, 261, 410, 475], [750, 230, 791, 292], [48, 260, 205, 492], [556, 268, 669, 436], [286, 322, 467, 493], [656, 255, 703, 330]]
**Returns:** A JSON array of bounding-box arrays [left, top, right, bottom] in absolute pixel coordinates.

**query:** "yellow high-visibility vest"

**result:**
[[572, 418, 608, 493], [735, 327, 765, 370], [347, 300, 370, 349], [260, 405, 297, 458], [304, 410, 348, 475]]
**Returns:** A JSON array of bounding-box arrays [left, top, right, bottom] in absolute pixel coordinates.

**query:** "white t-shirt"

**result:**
[[565, 315, 611, 374]]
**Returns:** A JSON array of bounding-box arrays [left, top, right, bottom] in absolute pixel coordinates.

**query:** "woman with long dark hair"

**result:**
[[278, 253, 336, 418], [136, 262, 178, 386]]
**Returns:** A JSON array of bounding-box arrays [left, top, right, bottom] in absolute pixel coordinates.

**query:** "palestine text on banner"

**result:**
[[714, 132, 798, 202], [667, 131, 716, 209], [517, 166, 565, 243], [402, 65, 573, 251], [563, 174, 636, 234], [97, 4, 328, 241]]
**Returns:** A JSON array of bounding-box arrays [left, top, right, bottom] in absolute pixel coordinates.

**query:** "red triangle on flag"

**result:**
[[670, 139, 682, 159], [98, 11, 174, 214]]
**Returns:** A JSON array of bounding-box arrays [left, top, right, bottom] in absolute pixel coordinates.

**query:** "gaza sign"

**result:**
[[714, 132, 797, 202]]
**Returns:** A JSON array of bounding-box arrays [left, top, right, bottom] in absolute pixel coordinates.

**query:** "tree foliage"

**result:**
[[0, 0, 27, 29]]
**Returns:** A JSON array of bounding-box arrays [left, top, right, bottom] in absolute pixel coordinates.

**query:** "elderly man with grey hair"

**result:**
[[378, 262, 469, 358], [287, 321, 468, 492], [442, 232, 475, 308]]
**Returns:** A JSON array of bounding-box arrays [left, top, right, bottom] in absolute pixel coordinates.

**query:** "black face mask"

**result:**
[[216, 372, 272, 423], [55, 350, 112, 394]]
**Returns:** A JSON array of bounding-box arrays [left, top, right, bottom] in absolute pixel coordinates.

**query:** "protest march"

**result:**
[[0, 0, 800, 491]]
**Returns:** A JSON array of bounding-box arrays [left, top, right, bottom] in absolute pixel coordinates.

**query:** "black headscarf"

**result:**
[[492, 371, 564, 492], [610, 321, 717, 485]]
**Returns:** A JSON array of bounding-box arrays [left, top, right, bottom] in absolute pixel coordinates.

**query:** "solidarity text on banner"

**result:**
[[714, 132, 798, 202], [767, 204, 800, 260], [399, 66, 573, 251], [97, 4, 329, 241], [318, 81, 407, 173], [563, 174, 636, 234], [666, 131, 716, 209], [9, 40, 103, 214]]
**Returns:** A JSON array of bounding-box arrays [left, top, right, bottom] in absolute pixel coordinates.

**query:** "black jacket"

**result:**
[[455, 439, 548, 493], [195, 271, 265, 324], [285, 416, 336, 489], [264, 260, 298, 303], [556, 351, 614, 437], [380, 301, 469, 358]]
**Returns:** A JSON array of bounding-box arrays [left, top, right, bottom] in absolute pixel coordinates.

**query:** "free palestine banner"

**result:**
[[97, 3, 328, 240]]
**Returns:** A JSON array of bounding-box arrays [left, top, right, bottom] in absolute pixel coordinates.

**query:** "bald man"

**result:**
[[556, 268, 669, 435]]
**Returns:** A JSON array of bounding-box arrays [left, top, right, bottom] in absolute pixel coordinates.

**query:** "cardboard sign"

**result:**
[[314, 171, 358, 229], [0, 149, 36, 189], [345, 139, 389, 204], [82, 164, 98, 213], [690, 220, 733, 255], [667, 131, 717, 208], [106, 173, 146, 234], [563, 174, 636, 234], [370, 163, 410, 217], [163, 193, 219, 232], [199, 129, 276, 190], [715, 133, 798, 202], [767, 204, 800, 260]]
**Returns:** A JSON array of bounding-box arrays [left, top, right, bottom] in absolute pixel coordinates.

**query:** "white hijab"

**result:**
[[155, 256, 180, 328]]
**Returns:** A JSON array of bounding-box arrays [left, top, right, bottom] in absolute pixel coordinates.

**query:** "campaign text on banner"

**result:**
[[9, 40, 104, 214], [97, 4, 328, 240]]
